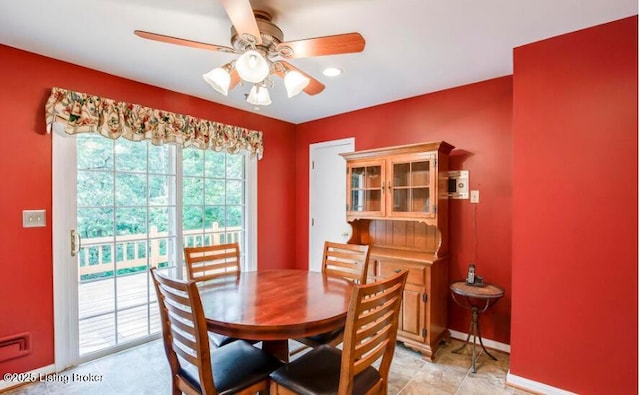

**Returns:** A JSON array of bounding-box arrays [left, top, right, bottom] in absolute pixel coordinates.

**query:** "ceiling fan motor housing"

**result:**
[[231, 11, 283, 57]]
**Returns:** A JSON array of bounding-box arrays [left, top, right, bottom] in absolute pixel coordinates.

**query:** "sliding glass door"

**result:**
[[53, 129, 256, 367]]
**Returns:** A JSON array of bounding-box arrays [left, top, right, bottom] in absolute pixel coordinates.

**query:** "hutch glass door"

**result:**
[[389, 154, 436, 218], [348, 162, 384, 216]]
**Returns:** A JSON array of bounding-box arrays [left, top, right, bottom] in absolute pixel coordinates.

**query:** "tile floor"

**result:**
[[3, 339, 533, 395]]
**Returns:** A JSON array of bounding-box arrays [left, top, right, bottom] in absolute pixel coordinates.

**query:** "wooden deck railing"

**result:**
[[78, 224, 242, 280]]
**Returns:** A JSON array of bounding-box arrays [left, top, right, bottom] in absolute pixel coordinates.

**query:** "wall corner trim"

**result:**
[[506, 371, 578, 395]]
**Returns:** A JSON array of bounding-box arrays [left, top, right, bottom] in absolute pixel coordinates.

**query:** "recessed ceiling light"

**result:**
[[323, 67, 343, 77]]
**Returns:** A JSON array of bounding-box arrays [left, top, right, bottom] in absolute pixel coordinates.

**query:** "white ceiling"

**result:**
[[0, 0, 636, 124]]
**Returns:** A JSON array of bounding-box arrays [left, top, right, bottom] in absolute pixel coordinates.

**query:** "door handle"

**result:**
[[70, 229, 82, 257]]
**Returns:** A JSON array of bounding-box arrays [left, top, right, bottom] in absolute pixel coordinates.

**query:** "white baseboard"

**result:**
[[449, 329, 511, 353], [448, 330, 576, 394], [506, 371, 577, 395], [0, 364, 56, 391]]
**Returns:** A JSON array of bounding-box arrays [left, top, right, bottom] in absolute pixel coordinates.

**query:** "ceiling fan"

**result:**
[[134, 0, 366, 106]]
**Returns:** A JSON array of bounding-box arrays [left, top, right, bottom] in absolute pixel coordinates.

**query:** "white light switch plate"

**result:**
[[23, 209, 46, 227]]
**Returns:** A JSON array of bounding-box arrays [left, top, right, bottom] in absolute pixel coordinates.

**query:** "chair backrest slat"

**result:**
[[151, 268, 217, 395], [184, 243, 241, 282], [174, 341, 199, 366], [338, 270, 408, 395], [322, 241, 370, 284]]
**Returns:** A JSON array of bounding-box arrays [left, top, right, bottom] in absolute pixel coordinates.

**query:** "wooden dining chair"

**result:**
[[150, 268, 283, 395], [291, 241, 371, 353], [184, 243, 241, 282], [322, 241, 371, 284], [270, 270, 408, 395], [184, 243, 248, 348]]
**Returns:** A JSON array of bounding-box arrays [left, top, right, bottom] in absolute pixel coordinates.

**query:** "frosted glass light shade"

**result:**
[[284, 70, 310, 98], [247, 85, 272, 106], [235, 50, 270, 83], [203, 67, 231, 96]]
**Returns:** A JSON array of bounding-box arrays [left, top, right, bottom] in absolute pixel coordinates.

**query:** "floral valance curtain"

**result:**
[[45, 87, 264, 159]]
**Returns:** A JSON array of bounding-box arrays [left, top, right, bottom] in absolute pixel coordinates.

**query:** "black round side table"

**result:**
[[450, 281, 504, 373]]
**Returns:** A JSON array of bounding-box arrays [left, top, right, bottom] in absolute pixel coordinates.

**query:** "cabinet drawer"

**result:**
[[378, 260, 425, 285]]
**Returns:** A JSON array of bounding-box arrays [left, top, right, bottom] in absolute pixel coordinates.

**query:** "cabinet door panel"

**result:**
[[399, 284, 425, 341], [346, 160, 386, 218], [387, 153, 436, 219]]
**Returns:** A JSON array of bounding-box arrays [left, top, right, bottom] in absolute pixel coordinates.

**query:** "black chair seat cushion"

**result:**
[[180, 340, 283, 395], [301, 328, 343, 345], [270, 345, 381, 395], [209, 333, 260, 348], [209, 332, 238, 347]]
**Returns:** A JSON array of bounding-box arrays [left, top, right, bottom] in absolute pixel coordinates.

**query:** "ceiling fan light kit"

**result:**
[[135, 0, 365, 106], [202, 64, 232, 95], [284, 70, 310, 98], [247, 84, 272, 106], [235, 49, 270, 83]]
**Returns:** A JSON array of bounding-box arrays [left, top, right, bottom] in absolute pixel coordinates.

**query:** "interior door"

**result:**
[[308, 138, 354, 272]]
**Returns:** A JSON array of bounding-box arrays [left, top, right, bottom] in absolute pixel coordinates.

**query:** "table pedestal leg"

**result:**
[[452, 307, 498, 373], [262, 340, 290, 363]]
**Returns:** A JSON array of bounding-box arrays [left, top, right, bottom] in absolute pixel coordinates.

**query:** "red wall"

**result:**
[[294, 76, 514, 344], [0, 44, 296, 374], [2, 15, 637, 393], [511, 16, 637, 394]]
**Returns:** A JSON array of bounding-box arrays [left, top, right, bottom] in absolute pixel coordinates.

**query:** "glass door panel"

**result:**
[[76, 134, 176, 356], [363, 190, 382, 211], [393, 163, 411, 187], [412, 188, 430, 212], [349, 164, 383, 214], [348, 164, 383, 212], [183, 148, 248, 268], [389, 157, 433, 216], [411, 161, 430, 186]]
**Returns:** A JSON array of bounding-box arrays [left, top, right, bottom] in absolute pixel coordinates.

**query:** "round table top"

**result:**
[[198, 269, 354, 341], [450, 281, 504, 299]]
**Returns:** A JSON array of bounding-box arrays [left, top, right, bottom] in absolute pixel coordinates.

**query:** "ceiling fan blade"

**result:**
[[134, 30, 235, 53], [229, 68, 241, 89], [276, 61, 325, 95], [220, 0, 262, 45], [277, 33, 365, 58]]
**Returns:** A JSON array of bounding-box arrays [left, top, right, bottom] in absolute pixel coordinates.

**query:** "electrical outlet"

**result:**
[[23, 210, 46, 227], [470, 190, 480, 204]]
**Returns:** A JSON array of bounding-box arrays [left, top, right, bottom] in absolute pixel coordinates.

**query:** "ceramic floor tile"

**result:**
[[386, 344, 427, 394], [398, 359, 469, 394], [4, 338, 526, 395], [456, 371, 513, 395]]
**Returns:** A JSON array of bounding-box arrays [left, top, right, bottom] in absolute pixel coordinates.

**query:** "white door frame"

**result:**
[[52, 124, 79, 371], [308, 138, 355, 272]]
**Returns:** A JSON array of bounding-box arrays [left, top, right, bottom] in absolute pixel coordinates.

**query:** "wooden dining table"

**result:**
[[198, 269, 354, 361]]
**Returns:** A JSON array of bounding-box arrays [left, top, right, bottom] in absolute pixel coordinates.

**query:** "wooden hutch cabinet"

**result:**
[[341, 141, 454, 360]]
